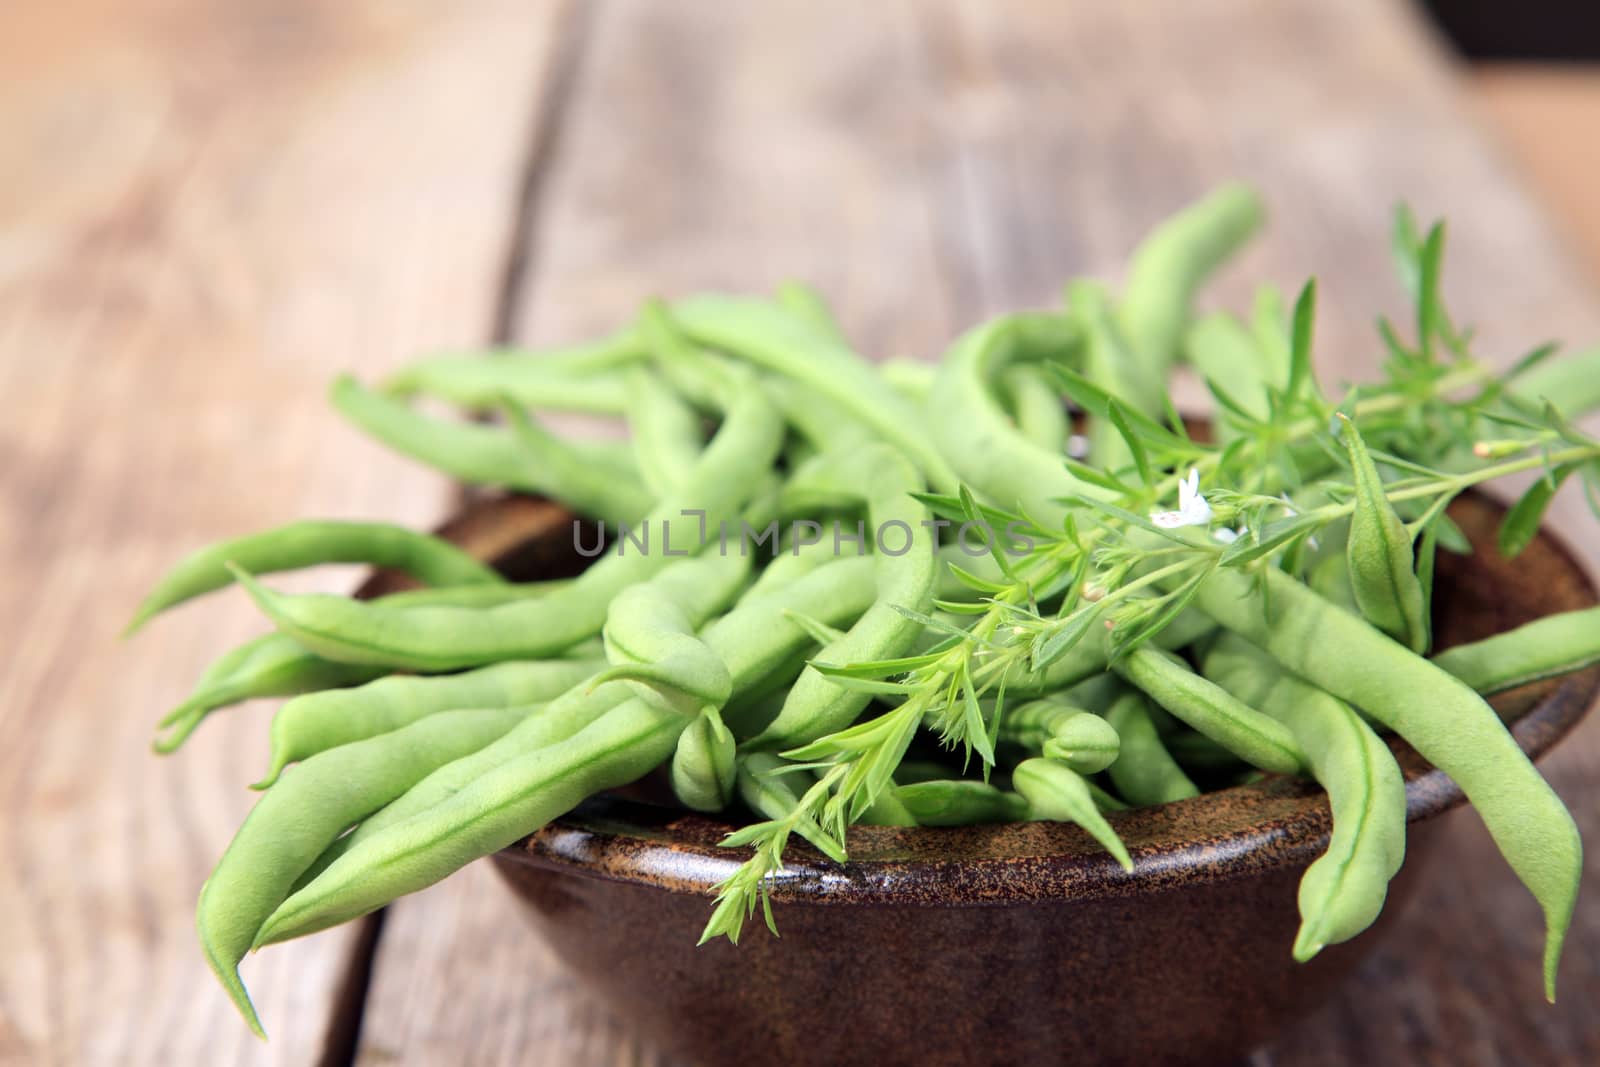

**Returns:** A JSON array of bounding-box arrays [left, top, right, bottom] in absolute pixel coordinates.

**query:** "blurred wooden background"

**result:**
[[1, 1, 1597, 1064]]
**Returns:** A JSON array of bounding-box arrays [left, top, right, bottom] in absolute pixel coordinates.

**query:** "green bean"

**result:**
[[1186, 312, 1277, 438], [382, 330, 644, 412], [155, 579, 580, 751], [255, 658, 604, 789], [1113, 647, 1307, 775], [1164, 730, 1246, 772], [1070, 279, 1163, 472], [671, 707, 737, 812], [126, 520, 503, 635], [1433, 606, 1600, 695], [858, 784, 919, 827], [671, 295, 959, 491], [255, 695, 687, 947], [198, 706, 527, 1035], [775, 281, 848, 344], [1013, 757, 1133, 870], [331, 376, 651, 524], [1001, 608, 1217, 696], [594, 552, 749, 714], [293, 682, 636, 887], [1340, 416, 1429, 653], [1104, 689, 1199, 806], [879, 358, 937, 403], [735, 752, 846, 860], [237, 385, 783, 671], [747, 446, 935, 750], [893, 779, 1029, 826], [999, 363, 1068, 453], [623, 365, 703, 495], [1117, 183, 1265, 373], [1000, 696, 1120, 774], [927, 313, 1099, 526], [1202, 633, 1406, 962], [1191, 563, 1581, 999]]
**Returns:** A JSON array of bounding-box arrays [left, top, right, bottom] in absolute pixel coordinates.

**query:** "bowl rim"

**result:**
[[383, 491, 1600, 906]]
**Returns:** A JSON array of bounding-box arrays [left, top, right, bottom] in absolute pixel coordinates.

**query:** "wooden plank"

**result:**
[[0, 1, 570, 1063], [1473, 65, 1600, 284], [357, 1, 1600, 1064]]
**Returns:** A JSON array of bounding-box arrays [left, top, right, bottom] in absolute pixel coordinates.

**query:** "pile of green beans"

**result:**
[[129, 184, 1600, 1035]]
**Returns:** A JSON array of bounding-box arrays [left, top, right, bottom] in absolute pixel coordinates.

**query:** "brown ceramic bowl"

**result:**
[[392, 492, 1598, 1067]]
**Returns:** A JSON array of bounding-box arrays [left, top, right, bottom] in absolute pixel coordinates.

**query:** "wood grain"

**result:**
[[0, 1, 568, 1063], [358, 2, 1600, 1066]]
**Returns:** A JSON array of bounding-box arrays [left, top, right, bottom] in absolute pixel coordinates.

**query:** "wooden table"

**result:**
[[3, 2, 1597, 1064]]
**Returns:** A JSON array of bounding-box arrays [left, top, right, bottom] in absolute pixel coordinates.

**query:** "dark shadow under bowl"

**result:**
[[379, 492, 1598, 1067]]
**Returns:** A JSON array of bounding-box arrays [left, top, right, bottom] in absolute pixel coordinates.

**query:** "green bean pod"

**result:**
[[594, 552, 749, 714], [998, 363, 1068, 453], [1070, 279, 1163, 472], [1433, 605, 1600, 695], [1012, 757, 1134, 870], [1001, 696, 1120, 774], [879, 358, 937, 403], [1507, 348, 1600, 415], [331, 376, 651, 524], [1186, 312, 1278, 441], [1339, 416, 1429, 653], [198, 706, 527, 1035], [255, 696, 687, 947], [1001, 608, 1218, 696], [671, 295, 958, 491], [237, 386, 784, 671], [294, 682, 636, 886], [623, 365, 704, 495], [775, 281, 849, 344], [382, 330, 644, 412], [255, 658, 605, 789], [746, 446, 936, 750], [1202, 633, 1406, 961], [1191, 563, 1581, 1000], [893, 779, 1029, 826], [1117, 182, 1266, 373], [1103, 689, 1199, 806], [671, 707, 737, 812], [927, 313, 1101, 526], [1113, 647, 1307, 775], [127, 520, 504, 635]]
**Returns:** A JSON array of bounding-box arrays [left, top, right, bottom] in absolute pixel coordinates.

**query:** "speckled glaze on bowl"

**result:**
[[408, 492, 1598, 1067]]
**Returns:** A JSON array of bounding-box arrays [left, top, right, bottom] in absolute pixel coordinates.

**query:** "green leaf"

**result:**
[[1106, 399, 1153, 486], [1417, 222, 1445, 361], [1061, 458, 1133, 494], [1499, 463, 1577, 559], [943, 561, 1010, 595], [1218, 513, 1323, 566], [1286, 280, 1319, 403], [1046, 366, 1191, 451]]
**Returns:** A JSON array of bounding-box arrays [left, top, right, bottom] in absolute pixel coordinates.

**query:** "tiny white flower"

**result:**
[[1151, 468, 1213, 530], [1212, 527, 1242, 544]]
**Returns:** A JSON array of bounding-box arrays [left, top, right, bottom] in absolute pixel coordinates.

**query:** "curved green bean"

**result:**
[[382, 330, 644, 412], [199, 706, 526, 1034], [1104, 689, 1199, 806], [670, 295, 958, 491], [1191, 563, 1581, 999], [1013, 757, 1133, 870], [1433, 605, 1600, 695], [747, 446, 936, 750], [127, 520, 503, 635], [1117, 183, 1266, 372], [623, 365, 703, 495], [237, 386, 783, 671], [671, 706, 737, 812], [1113, 646, 1306, 775], [998, 363, 1068, 453], [331, 376, 651, 524], [893, 779, 1028, 826], [255, 657, 604, 789], [255, 695, 686, 947], [1203, 633, 1406, 961], [1001, 695, 1120, 774]]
